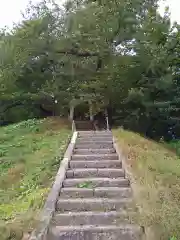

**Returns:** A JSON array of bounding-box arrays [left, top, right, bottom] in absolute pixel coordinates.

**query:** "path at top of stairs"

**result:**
[[47, 131, 143, 240]]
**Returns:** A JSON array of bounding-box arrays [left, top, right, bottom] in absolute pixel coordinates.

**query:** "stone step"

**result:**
[[78, 137, 113, 142], [48, 225, 143, 240], [78, 136, 113, 140], [66, 168, 125, 178], [76, 140, 113, 145], [63, 178, 130, 188], [60, 187, 132, 198], [69, 160, 122, 168], [75, 121, 94, 131], [53, 211, 135, 226], [57, 198, 132, 212], [78, 133, 113, 138], [75, 143, 114, 149], [73, 148, 116, 155], [71, 154, 119, 161], [78, 131, 112, 135]]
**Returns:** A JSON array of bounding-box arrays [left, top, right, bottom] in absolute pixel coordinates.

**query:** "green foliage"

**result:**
[[170, 237, 177, 240], [169, 140, 180, 155], [0, 118, 70, 240], [0, 0, 179, 138], [77, 181, 93, 188]]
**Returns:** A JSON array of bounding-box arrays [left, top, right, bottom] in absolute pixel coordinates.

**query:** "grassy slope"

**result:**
[[0, 118, 70, 240], [114, 128, 180, 240]]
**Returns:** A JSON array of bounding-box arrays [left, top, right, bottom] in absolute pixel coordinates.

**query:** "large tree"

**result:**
[[0, 0, 179, 139]]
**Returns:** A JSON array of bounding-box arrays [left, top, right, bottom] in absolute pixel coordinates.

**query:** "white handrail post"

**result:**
[[72, 120, 76, 132], [69, 105, 74, 121], [106, 116, 110, 131], [89, 100, 93, 121], [105, 109, 110, 131]]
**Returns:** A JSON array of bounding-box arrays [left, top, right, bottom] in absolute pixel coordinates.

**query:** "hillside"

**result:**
[[114, 129, 180, 240], [1, 119, 180, 240], [0, 118, 71, 240]]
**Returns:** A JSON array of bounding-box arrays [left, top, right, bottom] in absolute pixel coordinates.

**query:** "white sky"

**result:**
[[0, 0, 179, 29], [158, 0, 180, 24]]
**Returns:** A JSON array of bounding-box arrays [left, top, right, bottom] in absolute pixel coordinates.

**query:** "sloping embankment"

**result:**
[[0, 117, 71, 240], [114, 128, 180, 240]]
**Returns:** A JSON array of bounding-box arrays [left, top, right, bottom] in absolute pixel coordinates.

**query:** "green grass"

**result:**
[[114, 128, 180, 240], [77, 181, 93, 188], [168, 140, 180, 156], [0, 117, 70, 240]]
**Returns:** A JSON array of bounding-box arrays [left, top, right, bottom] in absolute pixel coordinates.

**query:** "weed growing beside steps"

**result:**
[[114, 128, 180, 240], [169, 140, 180, 156], [77, 181, 93, 188], [0, 118, 70, 240], [170, 237, 177, 240]]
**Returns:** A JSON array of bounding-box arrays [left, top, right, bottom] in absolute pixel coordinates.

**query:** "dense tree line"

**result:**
[[0, 0, 179, 140]]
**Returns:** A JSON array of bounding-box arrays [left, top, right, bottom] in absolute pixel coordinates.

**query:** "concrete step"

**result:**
[[75, 121, 94, 131], [71, 154, 119, 161], [48, 225, 143, 240], [78, 135, 113, 140], [75, 143, 114, 149], [63, 178, 130, 188], [53, 211, 135, 226], [76, 140, 113, 144], [78, 131, 112, 136], [60, 187, 132, 198], [78, 137, 113, 142], [78, 134, 113, 138], [69, 160, 122, 168], [73, 148, 116, 155], [78, 131, 112, 135], [66, 168, 125, 178], [57, 198, 132, 212]]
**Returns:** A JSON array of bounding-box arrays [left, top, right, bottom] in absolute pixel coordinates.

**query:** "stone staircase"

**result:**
[[47, 131, 143, 240], [74, 121, 95, 130]]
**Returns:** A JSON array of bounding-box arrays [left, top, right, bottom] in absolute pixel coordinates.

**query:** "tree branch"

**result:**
[[56, 48, 103, 72], [0, 101, 23, 114], [57, 49, 99, 57]]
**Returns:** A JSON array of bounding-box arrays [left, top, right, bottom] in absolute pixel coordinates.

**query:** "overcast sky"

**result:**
[[0, 0, 179, 29]]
